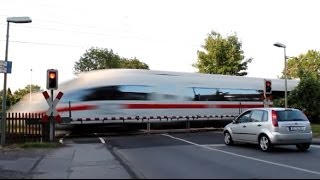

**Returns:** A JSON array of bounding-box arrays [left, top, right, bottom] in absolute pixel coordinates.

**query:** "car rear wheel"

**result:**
[[296, 143, 310, 152], [224, 131, 234, 146], [259, 135, 272, 152]]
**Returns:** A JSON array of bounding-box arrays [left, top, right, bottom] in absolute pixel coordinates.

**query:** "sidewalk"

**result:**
[[312, 138, 320, 145], [0, 143, 132, 179]]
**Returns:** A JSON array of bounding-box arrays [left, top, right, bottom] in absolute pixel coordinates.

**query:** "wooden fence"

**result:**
[[1, 113, 49, 144]]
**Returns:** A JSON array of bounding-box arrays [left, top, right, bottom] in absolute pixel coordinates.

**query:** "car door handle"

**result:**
[[242, 125, 246, 128], [257, 124, 262, 127]]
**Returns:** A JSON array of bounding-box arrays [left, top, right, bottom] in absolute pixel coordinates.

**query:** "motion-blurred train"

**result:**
[[9, 69, 299, 123]]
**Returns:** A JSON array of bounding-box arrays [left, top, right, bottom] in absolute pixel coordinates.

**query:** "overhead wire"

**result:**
[[0, 16, 202, 48]]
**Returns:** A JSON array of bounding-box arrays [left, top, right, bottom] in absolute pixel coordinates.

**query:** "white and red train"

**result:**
[[9, 69, 299, 123]]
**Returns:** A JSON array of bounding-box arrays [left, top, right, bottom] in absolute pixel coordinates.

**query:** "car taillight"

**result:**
[[271, 110, 278, 127]]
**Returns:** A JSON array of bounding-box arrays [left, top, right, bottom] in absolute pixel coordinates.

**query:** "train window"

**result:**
[[193, 87, 218, 101], [217, 88, 262, 101], [61, 89, 93, 102], [118, 85, 154, 100], [81, 85, 154, 101], [193, 87, 262, 101], [181, 88, 195, 101], [271, 90, 285, 100]]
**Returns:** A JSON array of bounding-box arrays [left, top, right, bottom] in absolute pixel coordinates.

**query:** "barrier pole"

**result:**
[[147, 118, 150, 135], [187, 117, 191, 135]]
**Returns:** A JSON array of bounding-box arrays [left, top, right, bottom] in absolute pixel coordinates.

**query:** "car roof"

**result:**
[[245, 107, 300, 111]]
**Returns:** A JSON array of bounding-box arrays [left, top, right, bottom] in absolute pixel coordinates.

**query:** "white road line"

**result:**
[[59, 138, 64, 144], [99, 137, 106, 144], [311, 145, 320, 149], [162, 134, 320, 176], [205, 144, 226, 147]]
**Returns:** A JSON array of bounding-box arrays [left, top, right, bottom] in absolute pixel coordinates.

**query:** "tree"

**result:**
[[121, 57, 149, 69], [287, 75, 320, 122], [11, 85, 42, 105], [73, 47, 149, 75], [0, 88, 14, 109], [193, 31, 252, 76], [286, 50, 320, 79], [0, 85, 41, 109]]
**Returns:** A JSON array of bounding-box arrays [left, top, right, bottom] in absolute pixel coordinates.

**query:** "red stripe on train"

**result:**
[[125, 104, 209, 109], [50, 105, 97, 113], [210, 104, 264, 108], [58, 105, 97, 112], [124, 103, 264, 109]]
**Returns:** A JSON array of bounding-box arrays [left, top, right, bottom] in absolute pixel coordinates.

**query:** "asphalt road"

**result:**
[[103, 131, 320, 179], [2, 125, 319, 179]]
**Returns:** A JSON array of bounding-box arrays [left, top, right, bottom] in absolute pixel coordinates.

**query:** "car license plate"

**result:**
[[288, 126, 305, 131]]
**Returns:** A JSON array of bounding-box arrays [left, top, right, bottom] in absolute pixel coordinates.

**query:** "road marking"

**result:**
[[99, 137, 106, 144], [205, 144, 226, 147], [162, 134, 320, 176], [59, 138, 64, 144], [311, 145, 320, 149]]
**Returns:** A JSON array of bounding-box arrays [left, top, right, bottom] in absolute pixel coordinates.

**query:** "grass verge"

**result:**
[[19, 142, 63, 148], [1, 142, 63, 150], [311, 123, 320, 138]]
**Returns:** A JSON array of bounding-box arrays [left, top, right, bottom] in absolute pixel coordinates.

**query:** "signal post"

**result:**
[[42, 69, 62, 142], [264, 79, 272, 107]]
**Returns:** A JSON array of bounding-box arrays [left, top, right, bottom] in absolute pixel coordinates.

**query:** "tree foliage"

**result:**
[[121, 57, 149, 69], [0, 85, 42, 109], [287, 75, 320, 122], [12, 85, 42, 105], [193, 31, 252, 76], [286, 50, 320, 79], [73, 47, 149, 74]]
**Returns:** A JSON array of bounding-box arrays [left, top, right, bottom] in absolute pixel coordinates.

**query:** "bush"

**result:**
[[288, 76, 320, 123]]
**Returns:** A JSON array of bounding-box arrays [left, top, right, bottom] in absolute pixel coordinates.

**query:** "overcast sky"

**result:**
[[0, 0, 319, 92]]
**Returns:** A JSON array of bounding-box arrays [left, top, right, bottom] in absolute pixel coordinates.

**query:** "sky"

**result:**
[[0, 0, 319, 92]]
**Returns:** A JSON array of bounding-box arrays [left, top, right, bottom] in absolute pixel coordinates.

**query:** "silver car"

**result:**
[[223, 108, 313, 151]]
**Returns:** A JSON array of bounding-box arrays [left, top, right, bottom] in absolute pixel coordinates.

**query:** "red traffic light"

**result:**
[[266, 81, 271, 87], [265, 80, 272, 94], [46, 69, 58, 90], [49, 72, 56, 79]]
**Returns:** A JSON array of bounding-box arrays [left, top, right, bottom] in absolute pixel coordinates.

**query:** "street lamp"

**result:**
[[1, 16, 32, 145], [273, 42, 288, 108], [30, 68, 32, 102]]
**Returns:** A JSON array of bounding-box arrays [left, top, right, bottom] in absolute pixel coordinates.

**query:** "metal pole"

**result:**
[[30, 68, 32, 102], [284, 47, 288, 108], [187, 118, 190, 135], [147, 119, 150, 135], [49, 90, 54, 141], [1, 22, 10, 145]]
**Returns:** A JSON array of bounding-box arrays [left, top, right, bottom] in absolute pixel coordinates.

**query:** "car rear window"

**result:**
[[275, 110, 309, 121]]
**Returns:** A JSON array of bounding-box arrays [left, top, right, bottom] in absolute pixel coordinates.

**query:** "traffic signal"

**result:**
[[264, 79, 272, 96], [46, 69, 58, 90]]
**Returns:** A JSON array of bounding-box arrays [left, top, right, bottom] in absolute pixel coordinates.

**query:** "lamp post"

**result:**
[[30, 68, 32, 102], [1, 16, 32, 145], [273, 42, 287, 108]]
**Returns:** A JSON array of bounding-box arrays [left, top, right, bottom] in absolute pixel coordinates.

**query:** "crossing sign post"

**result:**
[[42, 90, 63, 142], [42, 91, 63, 123], [42, 69, 62, 141]]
